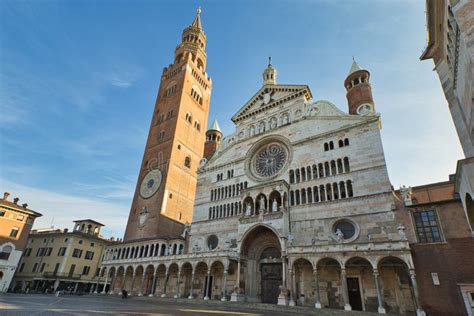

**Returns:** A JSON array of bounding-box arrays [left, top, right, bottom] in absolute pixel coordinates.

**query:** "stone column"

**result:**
[[313, 268, 321, 309], [101, 271, 109, 294], [188, 272, 195, 299], [109, 273, 116, 295], [204, 270, 211, 300], [221, 269, 228, 301], [288, 269, 295, 306], [341, 268, 351, 311], [282, 257, 287, 289], [161, 273, 169, 298], [94, 273, 101, 294], [129, 272, 136, 295], [149, 271, 158, 297], [138, 272, 146, 296], [174, 269, 181, 298], [409, 270, 426, 316], [373, 270, 386, 314], [236, 260, 241, 291]]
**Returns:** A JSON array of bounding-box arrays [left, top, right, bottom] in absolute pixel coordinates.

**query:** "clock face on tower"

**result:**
[[139, 169, 163, 199]]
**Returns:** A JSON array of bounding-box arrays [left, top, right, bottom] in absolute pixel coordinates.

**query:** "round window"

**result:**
[[334, 221, 356, 240], [253, 143, 288, 178], [207, 235, 218, 250]]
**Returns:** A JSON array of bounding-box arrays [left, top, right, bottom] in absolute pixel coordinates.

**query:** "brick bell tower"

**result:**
[[344, 59, 375, 115], [124, 7, 212, 241], [203, 119, 222, 160]]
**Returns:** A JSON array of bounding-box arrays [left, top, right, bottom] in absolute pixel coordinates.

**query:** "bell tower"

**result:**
[[204, 119, 222, 160], [344, 59, 375, 115], [124, 8, 212, 241]]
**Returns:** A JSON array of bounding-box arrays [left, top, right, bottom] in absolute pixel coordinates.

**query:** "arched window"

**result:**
[[333, 183, 339, 199], [326, 183, 332, 200], [344, 157, 350, 172], [344, 138, 349, 146], [301, 167, 306, 182], [307, 188, 313, 204], [306, 166, 312, 181], [290, 191, 295, 206], [289, 170, 295, 184], [0, 245, 13, 260], [319, 185, 326, 202], [295, 169, 301, 183], [347, 180, 353, 197], [329, 141, 334, 150], [324, 162, 330, 177], [339, 140, 344, 148], [324, 143, 329, 151], [301, 189, 307, 204], [313, 186, 319, 202], [184, 156, 191, 168], [312, 164, 318, 179], [318, 163, 324, 177], [295, 190, 300, 205], [209, 207, 212, 219], [339, 181, 347, 198], [330, 160, 337, 176], [337, 159, 343, 174]]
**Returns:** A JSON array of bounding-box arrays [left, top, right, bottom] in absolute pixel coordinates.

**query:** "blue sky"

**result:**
[[0, 0, 464, 237]]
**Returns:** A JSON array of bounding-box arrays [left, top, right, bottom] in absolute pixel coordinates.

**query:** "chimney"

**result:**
[[22, 203, 28, 208], [3, 192, 10, 200], [13, 197, 19, 204]]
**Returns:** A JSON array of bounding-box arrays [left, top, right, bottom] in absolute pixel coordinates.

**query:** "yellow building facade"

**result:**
[[13, 219, 115, 293]]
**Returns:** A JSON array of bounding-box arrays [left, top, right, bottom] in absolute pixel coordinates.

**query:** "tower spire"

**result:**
[[191, 6, 202, 29], [263, 56, 277, 86]]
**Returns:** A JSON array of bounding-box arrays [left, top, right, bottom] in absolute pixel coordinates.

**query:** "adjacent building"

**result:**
[[12, 219, 115, 293], [420, 0, 473, 237], [0, 192, 42, 293], [396, 179, 474, 316]]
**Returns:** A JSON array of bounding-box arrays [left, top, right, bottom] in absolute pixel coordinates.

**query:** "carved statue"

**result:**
[[272, 199, 278, 213], [259, 196, 266, 212], [397, 224, 407, 241], [335, 229, 344, 243], [168, 245, 173, 255], [180, 223, 190, 238], [287, 234, 294, 247], [367, 233, 373, 242], [400, 185, 413, 206], [245, 202, 252, 216]]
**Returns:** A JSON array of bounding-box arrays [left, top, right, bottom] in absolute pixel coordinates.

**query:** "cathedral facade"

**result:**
[[98, 9, 428, 315]]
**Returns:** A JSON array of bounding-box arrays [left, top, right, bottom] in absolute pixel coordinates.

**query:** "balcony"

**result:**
[[43, 272, 82, 280]]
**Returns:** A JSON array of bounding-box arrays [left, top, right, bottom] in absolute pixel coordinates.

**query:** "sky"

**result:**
[[0, 0, 464, 238]]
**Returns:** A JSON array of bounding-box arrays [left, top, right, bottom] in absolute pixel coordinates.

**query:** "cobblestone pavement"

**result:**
[[0, 294, 380, 316]]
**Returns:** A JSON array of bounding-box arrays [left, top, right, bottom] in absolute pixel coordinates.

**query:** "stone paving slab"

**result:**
[[0, 293, 382, 316]]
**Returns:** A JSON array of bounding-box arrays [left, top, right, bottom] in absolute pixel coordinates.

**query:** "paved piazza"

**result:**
[[0, 294, 379, 316]]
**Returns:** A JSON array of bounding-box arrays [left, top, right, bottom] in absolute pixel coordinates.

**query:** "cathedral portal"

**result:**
[[240, 225, 283, 303]]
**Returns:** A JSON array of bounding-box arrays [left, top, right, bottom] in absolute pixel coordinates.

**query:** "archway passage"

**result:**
[[240, 225, 282, 304]]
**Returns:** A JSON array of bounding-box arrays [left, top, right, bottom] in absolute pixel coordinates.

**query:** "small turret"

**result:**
[[262, 57, 277, 86], [344, 59, 375, 115], [204, 119, 222, 159]]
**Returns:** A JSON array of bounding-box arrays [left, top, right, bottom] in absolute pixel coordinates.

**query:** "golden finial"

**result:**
[[268, 56, 272, 66], [197, 6, 202, 15]]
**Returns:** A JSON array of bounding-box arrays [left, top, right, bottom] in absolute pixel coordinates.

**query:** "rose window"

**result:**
[[254, 143, 287, 178]]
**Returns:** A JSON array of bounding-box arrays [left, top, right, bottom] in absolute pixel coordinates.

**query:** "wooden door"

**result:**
[[260, 263, 282, 304], [347, 277, 363, 311]]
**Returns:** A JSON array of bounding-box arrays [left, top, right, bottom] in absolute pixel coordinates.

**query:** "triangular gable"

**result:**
[[231, 84, 312, 123]]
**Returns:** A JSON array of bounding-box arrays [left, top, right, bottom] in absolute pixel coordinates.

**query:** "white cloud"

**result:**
[[0, 179, 129, 238]]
